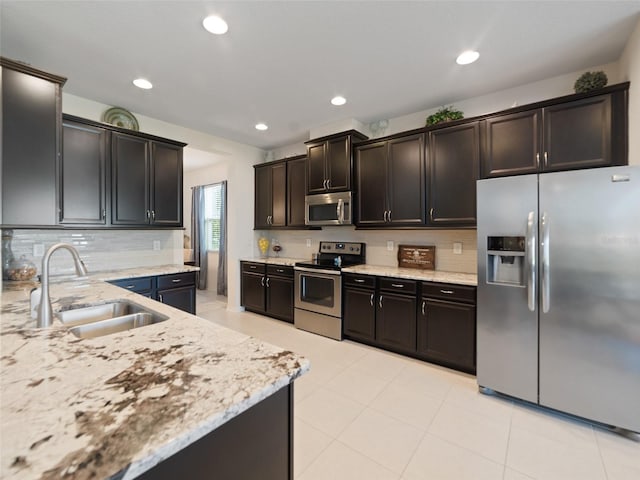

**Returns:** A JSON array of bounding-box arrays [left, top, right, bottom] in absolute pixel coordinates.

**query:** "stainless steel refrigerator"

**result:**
[[477, 166, 640, 432]]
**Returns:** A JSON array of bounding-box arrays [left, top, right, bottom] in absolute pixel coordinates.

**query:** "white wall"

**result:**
[[62, 94, 263, 311], [619, 16, 640, 165]]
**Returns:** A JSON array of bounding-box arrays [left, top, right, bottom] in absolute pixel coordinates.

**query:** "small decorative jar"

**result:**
[[6, 255, 38, 281], [258, 237, 270, 258]]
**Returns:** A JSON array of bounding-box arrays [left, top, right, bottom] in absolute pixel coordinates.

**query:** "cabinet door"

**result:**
[[242, 271, 265, 312], [151, 141, 182, 226], [387, 134, 425, 225], [158, 285, 196, 314], [543, 95, 612, 171], [60, 120, 108, 224], [111, 133, 150, 225], [376, 292, 416, 353], [254, 165, 272, 229], [1, 67, 59, 226], [355, 142, 387, 226], [343, 287, 376, 341], [482, 110, 540, 178], [265, 275, 294, 322], [418, 298, 476, 372], [271, 162, 287, 227], [326, 136, 350, 191], [428, 122, 479, 226], [306, 142, 327, 194], [287, 157, 307, 227]]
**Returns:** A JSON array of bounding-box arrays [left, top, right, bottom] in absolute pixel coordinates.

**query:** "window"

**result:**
[[204, 183, 223, 251]]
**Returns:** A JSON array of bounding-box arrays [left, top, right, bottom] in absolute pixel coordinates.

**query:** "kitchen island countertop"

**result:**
[[0, 268, 309, 479]]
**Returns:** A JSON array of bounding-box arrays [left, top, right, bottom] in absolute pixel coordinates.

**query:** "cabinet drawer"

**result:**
[[110, 276, 153, 293], [242, 262, 266, 274], [267, 265, 293, 277], [343, 274, 375, 289], [157, 272, 196, 289], [379, 277, 417, 295], [422, 282, 476, 304]]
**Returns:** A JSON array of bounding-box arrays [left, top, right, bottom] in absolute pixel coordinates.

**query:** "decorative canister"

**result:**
[[6, 255, 37, 281], [258, 237, 270, 258]]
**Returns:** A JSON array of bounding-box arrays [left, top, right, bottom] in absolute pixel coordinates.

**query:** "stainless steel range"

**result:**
[[294, 241, 366, 340]]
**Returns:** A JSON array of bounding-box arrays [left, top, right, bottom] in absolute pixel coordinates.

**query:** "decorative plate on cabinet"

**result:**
[[102, 107, 139, 131]]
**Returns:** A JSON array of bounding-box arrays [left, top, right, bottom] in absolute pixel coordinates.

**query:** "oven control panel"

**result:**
[[319, 242, 363, 255]]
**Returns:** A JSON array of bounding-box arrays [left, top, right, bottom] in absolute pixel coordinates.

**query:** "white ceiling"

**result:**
[[1, 1, 639, 150]]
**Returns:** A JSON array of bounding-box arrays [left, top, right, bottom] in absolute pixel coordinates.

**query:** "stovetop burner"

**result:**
[[295, 241, 366, 271]]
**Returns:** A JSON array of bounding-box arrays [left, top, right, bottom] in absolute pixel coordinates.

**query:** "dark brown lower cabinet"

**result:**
[[418, 283, 476, 373], [240, 262, 294, 323], [376, 291, 417, 353], [343, 287, 376, 341], [108, 272, 197, 315], [137, 384, 293, 480]]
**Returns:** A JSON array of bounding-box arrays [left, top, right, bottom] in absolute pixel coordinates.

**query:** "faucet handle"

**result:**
[[30, 287, 42, 319]]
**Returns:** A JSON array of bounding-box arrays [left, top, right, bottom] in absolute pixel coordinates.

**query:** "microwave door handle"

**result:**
[[337, 199, 344, 224]]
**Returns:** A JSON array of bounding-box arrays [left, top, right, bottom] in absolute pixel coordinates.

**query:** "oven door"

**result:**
[[294, 267, 342, 318]]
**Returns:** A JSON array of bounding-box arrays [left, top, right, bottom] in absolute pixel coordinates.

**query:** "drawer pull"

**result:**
[[354, 279, 365, 283], [391, 283, 404, 288], [125, 285, 135, 289], [249, 265, 257, 269], [440, 289, 454, 294], [172, 279, 182, 283], [277, 269, 284, 273]]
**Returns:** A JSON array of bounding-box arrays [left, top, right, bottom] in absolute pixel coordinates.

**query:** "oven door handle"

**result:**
[[294, 266, 342, 276]]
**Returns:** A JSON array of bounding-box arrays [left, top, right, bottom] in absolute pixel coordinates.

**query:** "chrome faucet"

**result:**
[[37, 243, 88, 328]]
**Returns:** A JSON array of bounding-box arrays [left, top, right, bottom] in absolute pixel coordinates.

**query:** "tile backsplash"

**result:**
[[3, 229, 183, 277]]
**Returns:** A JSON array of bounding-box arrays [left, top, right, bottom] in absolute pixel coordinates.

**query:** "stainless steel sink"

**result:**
[[56, 300, 169, 338]]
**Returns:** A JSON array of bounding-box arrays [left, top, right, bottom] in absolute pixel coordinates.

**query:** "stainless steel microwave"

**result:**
[[305, 191, 352, 226]]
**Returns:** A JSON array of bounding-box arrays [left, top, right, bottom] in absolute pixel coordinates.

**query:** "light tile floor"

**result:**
[[196, 292, 640, 480]]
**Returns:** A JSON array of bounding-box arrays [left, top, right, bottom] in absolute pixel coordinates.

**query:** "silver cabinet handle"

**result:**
[[541, 211, 550, 313], [159, 294, 164, 302], [429, 208, 434, 221], [249, 265, 257, 269], [125, 285, 136, 289], [383, 210, 388, 222], [440, 289, 454, 294], [151, 210, 156, 220], [544, 151, 548, 165], [526, 211, 537, 312], [172, 279, 181, 283], [388, 210, 392, 222], [146, 210, 151, 219], [102, 209, 106, 220], [536, 153, 540, 167], [354, 279, 365, 283], [379, 295, 383, 309], [327, 179, 331, 189], [266, 277, 270, 287], [370, 293, 374, 307], [421, 300, 426, 316], [261, 276, 265, 287], [391, 283, 404, 288], [276, 269, 284, 273]]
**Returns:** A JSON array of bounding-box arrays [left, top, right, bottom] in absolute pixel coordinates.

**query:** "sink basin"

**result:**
[[56, 300, 169, 338]]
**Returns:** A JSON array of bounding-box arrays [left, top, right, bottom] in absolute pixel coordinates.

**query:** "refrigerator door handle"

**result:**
[[526, 211, 537, 312], [541, 211, 550, 313]]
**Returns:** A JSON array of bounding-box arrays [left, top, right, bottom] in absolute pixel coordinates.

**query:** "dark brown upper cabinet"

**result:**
[[60, 117, 108, 225], [286, 155, 307, 227], [355, 133, 425, 227], [254, 161, 287, 229], [305, 130, 367, 194], [111, 131, 184, 227], [481, 85, 628, 178], [1, 57, 66, 227], [427, 122, 479, 227]]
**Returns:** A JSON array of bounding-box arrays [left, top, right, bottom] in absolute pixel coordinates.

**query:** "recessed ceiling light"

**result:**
[[203, 15, 228, 35], [133, 78, 153, 89], [255, 123, 268, 131], [331, 96, 347, 106], [456, 50, 480, 65]]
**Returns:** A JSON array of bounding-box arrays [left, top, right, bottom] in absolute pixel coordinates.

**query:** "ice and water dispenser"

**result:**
[[487, 236, 526, 286]]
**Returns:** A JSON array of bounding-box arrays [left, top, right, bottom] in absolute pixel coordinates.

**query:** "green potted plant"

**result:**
[[574, 71, 608, 93], [426, 106, 464, 126]]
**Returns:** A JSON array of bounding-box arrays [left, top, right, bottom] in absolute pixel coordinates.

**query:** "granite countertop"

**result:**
[[0, 267, 309, 479], [341, 264, 478, 286], [240, 257, 306, 266]]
